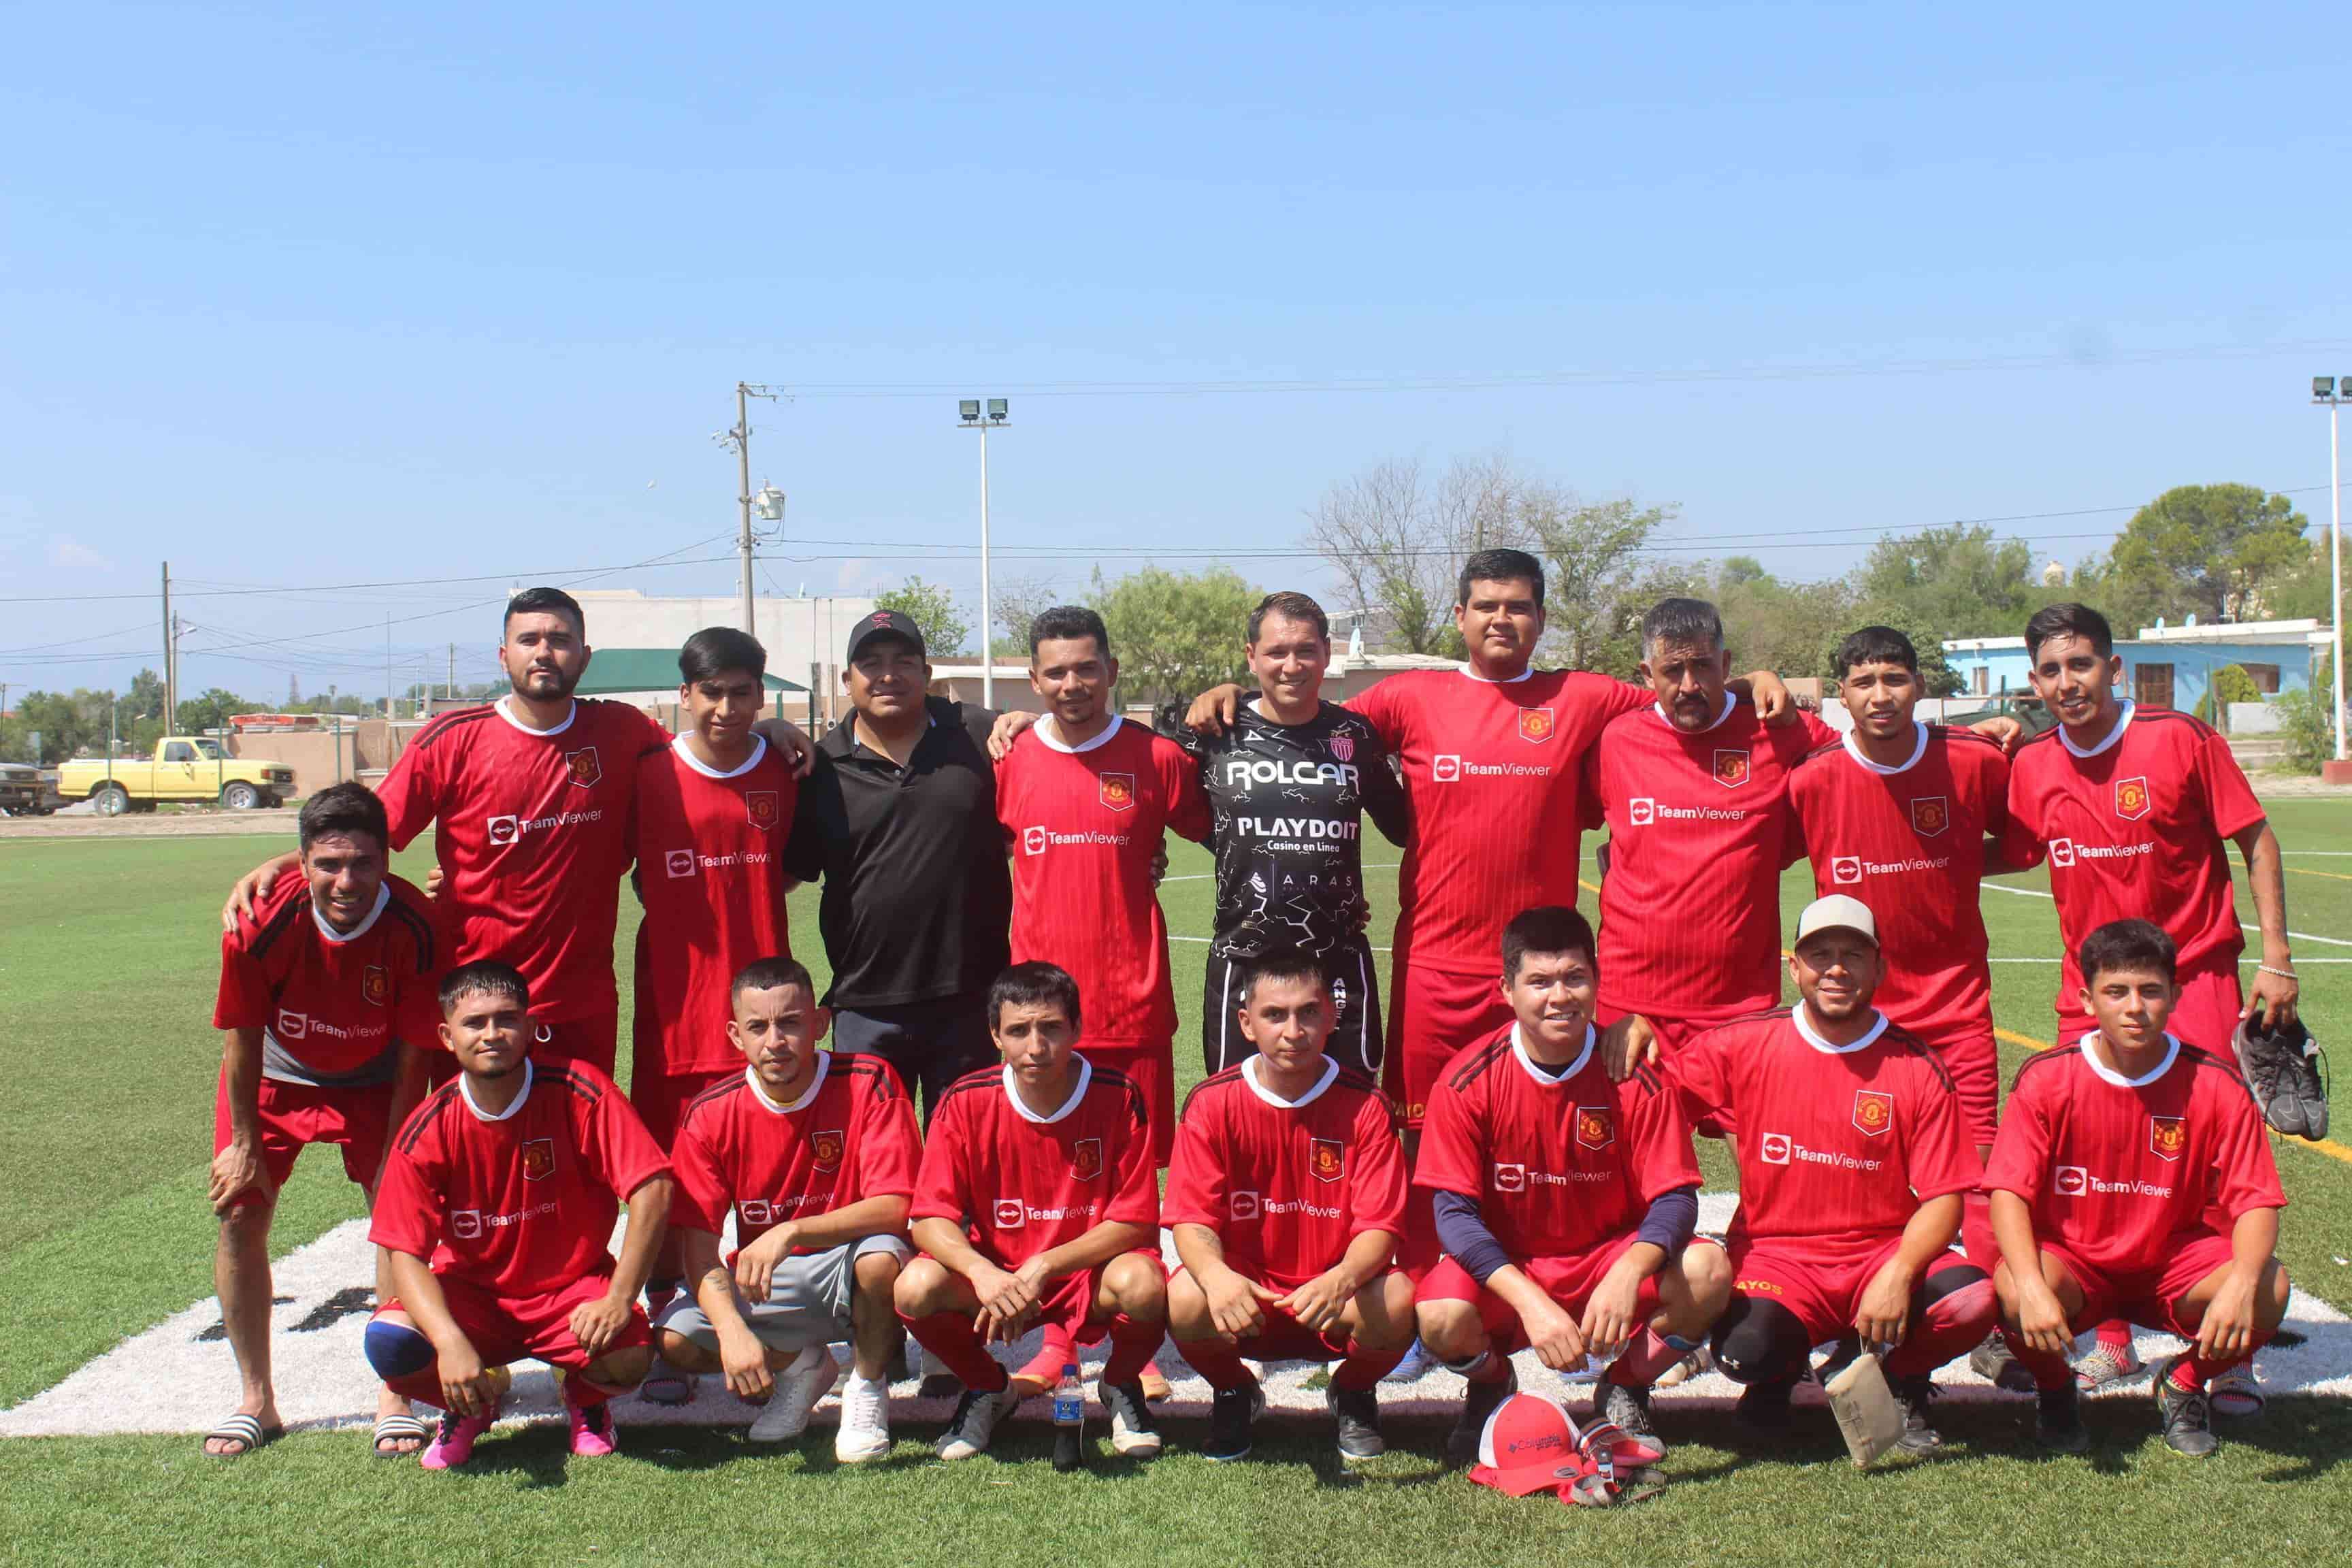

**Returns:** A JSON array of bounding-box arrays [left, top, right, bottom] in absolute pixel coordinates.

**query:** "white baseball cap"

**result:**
[[1794, 894, 1878, 947]]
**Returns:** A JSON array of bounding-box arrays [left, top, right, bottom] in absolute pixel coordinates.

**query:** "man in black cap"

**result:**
[[785, 610, 1012, 1122]]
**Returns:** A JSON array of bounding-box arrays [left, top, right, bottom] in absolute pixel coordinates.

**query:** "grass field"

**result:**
[[3, 800, 2351, 1566]]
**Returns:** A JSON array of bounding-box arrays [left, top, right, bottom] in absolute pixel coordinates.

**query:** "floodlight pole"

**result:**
[[2330, 391, 2344, 761], [958, 401, 1009, 706]]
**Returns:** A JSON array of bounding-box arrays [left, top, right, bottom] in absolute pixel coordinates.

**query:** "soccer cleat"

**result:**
[[1969, 1333, 2038, 1394], [565, 1398, 619, 1458], [1890, 1375, 1944, 1453], [1588, 1378, 1667, 1464], [1733, 1375, 1797, 1431], [1098, 1379, 1162, 1459], [1204, 1379, 1264, 1463], [2235, 1013, 2329, 1141], [1326, 1382, 1385, 1461], [2073, 1339, 2146, 1392], [1446, 1366, 1518, 1467], [2034, 1383, 2092, 1455], [2154, 1358, 2219, 1458], [833, 1372, 893, 1464], [749, 1345, 834, 1442], [2209, 1360, 2265, 1421], [935, 1384, 1018, 1461], [1382, 1337, 1439, 1384], [418, 1407, 495, 1471]]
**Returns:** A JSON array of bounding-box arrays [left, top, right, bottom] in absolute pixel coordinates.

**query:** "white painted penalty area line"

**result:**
[[1980, 880, 2352, 949]]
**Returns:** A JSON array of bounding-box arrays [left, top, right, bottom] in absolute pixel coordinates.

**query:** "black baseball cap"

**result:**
[[847, 608, 926, 663]]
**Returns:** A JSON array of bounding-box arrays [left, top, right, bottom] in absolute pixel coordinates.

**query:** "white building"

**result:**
[[570, 589, 878, 719]]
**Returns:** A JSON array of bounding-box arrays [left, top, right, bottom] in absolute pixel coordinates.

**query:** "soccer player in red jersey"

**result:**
[[1165, 955, 1415, 1463], [364, 961, 675, 1471], [894, 963, 1169, 1463], [995, 606, 1209, 1165], [1666, 896, 1993, 1450], [1414, 907, 1731, 1466], [654, 958, 921, 1462], [206, 783, 441, 1460], [1987, 920, 2290, 1458]]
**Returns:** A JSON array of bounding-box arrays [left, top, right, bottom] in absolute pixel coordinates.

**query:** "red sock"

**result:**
[[1015, 1324, 1076, 1386], [1177, 1336, 1256, 1392], [1606, 1330, 1682, 1388], [2095, 1320, 2134, 1352], [1886, 1277, 1997, 1378], [1099, 1315, 1163, 1386], [1331, 1337, 1407, 1390], [561, 1371, 614, 1410], [2177, 1342, 2264, 1389], [385, 1368, 445, 1409], [2000, 1329, 2072, 1392], [902, 1311, 1009, 1392]]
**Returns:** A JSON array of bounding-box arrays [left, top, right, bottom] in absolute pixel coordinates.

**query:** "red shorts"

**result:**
[[1031, 1249, 1169, 1343], [1383, 958, 1512, 1128], [214, 1071, 391, 1202], [381, 1271, 651, 1373], [2039, 1231, 2238, 1337], [2054, 959, 2241, 1061], [1911, 1024, 1999, 1148], [629, 1066, 738, 1149], [1170, 1269, 1359, 1361], [1416, 1234, 1699, 1352], [1081, 1038, 1177, 1167], [1727, 1235, 1970, 1343], [529, 1007, 620, 1077]]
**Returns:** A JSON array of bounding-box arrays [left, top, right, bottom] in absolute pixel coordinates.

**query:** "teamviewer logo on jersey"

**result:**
[[1493, 1162, 1526, 1192], [1229, 1190, 1260, 1221], [1831, 855, 1863, 885], [2050, 837, 2077, 868], [1759, 1132, 1793, 1165], [666, 849, 697, 878], [994, 1199, 1026, 1228], [740, 1200, 773, 1225], [1433, 755, 1462, 783], [2053, 1166, 2089, 1197], [1023, 826, 1048, 855], [487, 815, 521, 847], [452, 1209, 483, 1239], [274, 1009, 308, 1041], [1629, 797, 1656, 827]]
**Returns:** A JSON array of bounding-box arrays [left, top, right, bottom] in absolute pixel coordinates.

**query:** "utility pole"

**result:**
[[385, 614, 393, 720], [160, 562, 176, 728], [719, 383, 786, 638], [447, 642, 456, 703]]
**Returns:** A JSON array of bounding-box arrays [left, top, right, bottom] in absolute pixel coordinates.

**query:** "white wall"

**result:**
[[571, 591, 877, 719]]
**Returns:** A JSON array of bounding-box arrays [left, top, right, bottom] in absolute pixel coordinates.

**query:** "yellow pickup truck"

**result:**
[[56, 736, 297, 815]]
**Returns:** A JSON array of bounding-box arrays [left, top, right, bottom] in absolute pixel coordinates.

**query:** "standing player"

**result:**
[[363, 961, 675, 1470], [1414, 907, 1731, 1464], [205, 783, 441, 1460], [653, 958, 921, 1462], [893, 964, 1168, 1462], [1164, 956, 1416, 1462], [1988, 920, 2291, 1458], [1667, 898, 1993, 1450], [2002, 601, 2310, 1396]]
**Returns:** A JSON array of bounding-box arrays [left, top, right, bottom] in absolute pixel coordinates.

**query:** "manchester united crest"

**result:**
[[811, 1128, 845, 1171], [1071, 1137, 1104, 1181], [1310, 1138, 1345, 1182], [564, 747, 602, 789], [521, 1138, 556, 1181], [746, 789, 781, 830], [1852, 1090, 1894, 1138], [2149, 1115, 2186, 1161], [1518, 707, 1556, 745], [1326, 735, 1355, 762], [1099, 773, 1135, 813], [1575, 1105, 1614, 1151], [361, 964, 389, 1007], [2114, 776, 2151, 821], [1713, 749, 1751, 788], [1911, 796, 1949, 837]]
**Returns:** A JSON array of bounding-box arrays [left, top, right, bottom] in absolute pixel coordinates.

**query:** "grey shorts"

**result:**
[[655, 1235, 912, 1354]]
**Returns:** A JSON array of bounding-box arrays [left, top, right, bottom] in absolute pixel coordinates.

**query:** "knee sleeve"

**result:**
[[1710, 1296, 1811, 1386], [363, 1318, 434, 1380]]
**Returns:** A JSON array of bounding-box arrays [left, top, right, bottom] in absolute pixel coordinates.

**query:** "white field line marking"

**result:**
[[1980, 880, 2352, 949]]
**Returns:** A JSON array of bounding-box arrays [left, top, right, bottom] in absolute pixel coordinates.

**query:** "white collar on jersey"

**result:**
[[1652, 689, 1737, 734], [1242, 1053, 1339, 1109], [2058, 699, 2136, 760], [1792, 1003, 1889, 1056], [1509, 1022, 1595, 1085], [747, 1051, 830, 1115], [1004, 1053, 1093, 1124], [1035, 713, 1124, 755], [1842, 721, 1929, 777], [1460, 663, 1536, 685], [2076, 1029, 2181, 1088], [460, 1059, 535, 1122], [311, 882, 391, 945], [672, 732, 770, 780], [494, 695, 576, 737]]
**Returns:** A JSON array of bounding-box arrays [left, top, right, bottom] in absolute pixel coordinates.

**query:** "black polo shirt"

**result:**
[[784, 696, 1012, 1010]]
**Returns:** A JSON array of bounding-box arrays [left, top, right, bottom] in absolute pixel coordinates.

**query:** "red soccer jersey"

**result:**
[[1162, 1057, 1406, 1288], [911, 1056, 1159, 1268], [1588, 696, 1838, 1019], [1785, 724, 2010, 1043], [1669, 1008, 1980, 1248], [378, 698, 670, 1022], [1348, 669, 1650, 974], [214, 872, 442, 1083], [1985, 1033, 2285, 1273], [668, 1053, 921, 1257], [1413, 1024, 1701, 1260], [996, 717, 1211, 1043], [2001, 703, 2264, 1004], [371, 1060, 672, 1297], [630, 734, 798, 1077]]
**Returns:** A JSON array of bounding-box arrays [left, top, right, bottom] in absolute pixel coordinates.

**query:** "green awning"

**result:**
[[569, 648, 808, 696]]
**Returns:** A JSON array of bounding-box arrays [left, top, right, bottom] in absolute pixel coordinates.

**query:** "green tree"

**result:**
[[1848, 524, 2051, 641], [874, 575, 972, 660], [1516, 494, 1682, 675], [1088, 564, 1259, 709], [175, 689, 257, 734], [1710, 559, 1852, 681], [2094, 484, 2311, 632]]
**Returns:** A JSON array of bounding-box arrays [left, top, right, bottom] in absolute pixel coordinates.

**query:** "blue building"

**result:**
[[1941, 618, 2330, 719]]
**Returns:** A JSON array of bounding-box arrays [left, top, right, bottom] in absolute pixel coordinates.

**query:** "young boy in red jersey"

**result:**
[[894, 962, 1168, 1463], [653, 958, 921, 1462], [1414, 906, 1731, 1466], [1667, 896, 1993, 1451], [1165, 955, 1415, 1463], [1988, 919, 2290, 1458], [364, 961, 675, 1471], [206, 782, 440, 1459]]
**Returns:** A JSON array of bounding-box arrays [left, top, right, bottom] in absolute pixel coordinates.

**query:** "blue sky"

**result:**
[[4, 3, 2349, 702]]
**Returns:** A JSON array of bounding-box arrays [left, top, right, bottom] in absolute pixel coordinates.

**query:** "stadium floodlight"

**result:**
[[753, 484, 785, 523], [2318, 376, 2337, 402], [2315, 374, 2346, 766], [959, 398, 982, 422], [987, 397, 1009, 422], [956, 397, 1012, 704]]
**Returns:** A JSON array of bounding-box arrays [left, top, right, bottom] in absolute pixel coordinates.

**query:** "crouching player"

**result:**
[[1164, 956, 1416, 1463], [1989, 919, 2290, 1458], [894, 962, 1169, 1461], [1415, 907, 1732, 1465], [364, 961, 675, 1469], [653, 958, 921, 1460], [1666, 896, 1993, 1450]]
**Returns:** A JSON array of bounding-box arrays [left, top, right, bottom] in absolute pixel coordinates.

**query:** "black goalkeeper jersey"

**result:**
[[1168, 698, 1409, 960]]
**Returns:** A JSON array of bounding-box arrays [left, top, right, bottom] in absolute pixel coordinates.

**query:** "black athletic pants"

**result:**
[[1200, 936, 1383, 1079]]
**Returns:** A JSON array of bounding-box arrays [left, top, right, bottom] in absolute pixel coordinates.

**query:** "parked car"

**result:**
[[55, 736, 296, 815], [0, 761, 60, 815]]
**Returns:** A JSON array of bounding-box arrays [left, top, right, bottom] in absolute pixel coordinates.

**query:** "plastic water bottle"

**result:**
[[1051, 1362, 1085, 1472]]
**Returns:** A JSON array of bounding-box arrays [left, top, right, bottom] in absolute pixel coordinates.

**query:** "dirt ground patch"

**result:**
[[0, 809, 299, 840]]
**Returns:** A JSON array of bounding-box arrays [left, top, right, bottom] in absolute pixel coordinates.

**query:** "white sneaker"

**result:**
[[936, 1385, 1018, 1460], [834, 1372, 892, 1463], [749, 1345, 833, 1442]]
